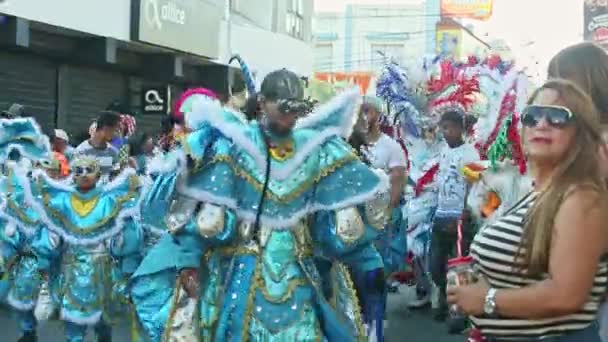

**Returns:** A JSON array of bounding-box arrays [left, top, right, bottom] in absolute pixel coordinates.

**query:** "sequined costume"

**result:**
[[0, 127, 145, 342], [131, 87, 388, 341], [0, 162, 45, 338], [21, 159, 144, 342]]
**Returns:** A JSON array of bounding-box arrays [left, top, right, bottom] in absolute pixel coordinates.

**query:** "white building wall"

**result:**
[[313, 2, 427, 73], [0, 0, 131, 41]]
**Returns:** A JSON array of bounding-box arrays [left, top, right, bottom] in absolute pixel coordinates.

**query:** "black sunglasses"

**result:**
[[521, 105, 574, 128], [73, 166, 96, 177]]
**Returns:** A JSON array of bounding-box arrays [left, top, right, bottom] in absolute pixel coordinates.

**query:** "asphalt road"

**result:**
[[0, 285, 464, 341]]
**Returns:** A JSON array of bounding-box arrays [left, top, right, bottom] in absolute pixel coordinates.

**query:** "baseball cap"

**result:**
[[54, 129, 69, 143], [1, 103, 25, 118]]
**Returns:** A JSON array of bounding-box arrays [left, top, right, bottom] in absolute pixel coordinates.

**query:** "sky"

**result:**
[[313, 0, 584, 81]]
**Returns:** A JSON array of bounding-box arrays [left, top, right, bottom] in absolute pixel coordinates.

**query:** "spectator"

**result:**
[[1, 103, 25, 119], [75, 111, 120, 178], [548, 42, 608, 122], [448, 80, 608, 341], [128, 132, 155, 175], [431, 110, 480, 323]]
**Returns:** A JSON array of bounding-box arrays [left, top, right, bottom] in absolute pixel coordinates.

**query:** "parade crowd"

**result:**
[[0, 42, 608, 342]]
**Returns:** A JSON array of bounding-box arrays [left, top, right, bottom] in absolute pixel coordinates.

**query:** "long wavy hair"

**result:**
[[548, 42, 608, 121], [519, 79, 606, 275]]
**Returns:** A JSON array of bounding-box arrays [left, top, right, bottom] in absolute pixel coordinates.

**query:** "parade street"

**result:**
[[0, 285, 462, 342]]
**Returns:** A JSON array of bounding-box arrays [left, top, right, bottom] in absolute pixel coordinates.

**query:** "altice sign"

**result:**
[[131, 0, 221, 58]]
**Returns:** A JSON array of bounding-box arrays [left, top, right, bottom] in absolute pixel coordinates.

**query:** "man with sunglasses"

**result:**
[[131, 69, 388, 341], [75, 111, 120, 182]]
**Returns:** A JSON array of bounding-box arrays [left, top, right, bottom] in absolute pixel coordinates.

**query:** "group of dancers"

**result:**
[[0, 52, 533, 342]]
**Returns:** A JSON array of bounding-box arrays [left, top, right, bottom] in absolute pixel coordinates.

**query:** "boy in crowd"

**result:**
[[75, 111, 120, 181], [430, 110, 479, 323]]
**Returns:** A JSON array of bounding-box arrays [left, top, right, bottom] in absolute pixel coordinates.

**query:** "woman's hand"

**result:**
[[447, 277, 490, 316]]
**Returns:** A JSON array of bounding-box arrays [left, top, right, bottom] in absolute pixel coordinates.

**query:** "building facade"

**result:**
[[312, 2, 427, 73], [0, 0, 313, 135]]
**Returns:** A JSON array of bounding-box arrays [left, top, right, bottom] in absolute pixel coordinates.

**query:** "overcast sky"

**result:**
[[313, 0, 584, 81]]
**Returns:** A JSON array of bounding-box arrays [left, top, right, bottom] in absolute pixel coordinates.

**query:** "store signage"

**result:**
[[142, 86, 169, 114], [440, 0, 493, 21], [585, 1, 608, 48], [131, 0, 221, 58]]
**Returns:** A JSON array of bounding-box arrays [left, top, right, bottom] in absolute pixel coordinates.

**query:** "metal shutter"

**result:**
[[60, 66, 127, 135], [0, 52, 57, 132]]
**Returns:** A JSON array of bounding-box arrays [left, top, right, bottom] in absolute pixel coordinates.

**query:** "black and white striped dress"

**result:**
[[470, 192, 608, 339]]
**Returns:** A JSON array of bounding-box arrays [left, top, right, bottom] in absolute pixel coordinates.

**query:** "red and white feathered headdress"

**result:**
[[426, 59, 480, 122]]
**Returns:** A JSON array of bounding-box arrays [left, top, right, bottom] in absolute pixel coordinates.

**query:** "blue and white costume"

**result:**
[[130, 88, 389, 341]]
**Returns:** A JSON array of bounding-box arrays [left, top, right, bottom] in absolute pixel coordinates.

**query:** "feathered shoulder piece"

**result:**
[[470, 57, 529, 175]]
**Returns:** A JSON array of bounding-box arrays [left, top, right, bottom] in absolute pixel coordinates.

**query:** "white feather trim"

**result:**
[[7, 290, 35, 311], [295, 87, 361, 138], [177, 167, 389, 229], [188, 90, 362, 181], [60, 309, 102, 326], [20, 168, 144, 246]]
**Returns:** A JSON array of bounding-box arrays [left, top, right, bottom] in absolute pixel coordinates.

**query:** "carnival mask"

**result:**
[[71, 157, 100, 190]]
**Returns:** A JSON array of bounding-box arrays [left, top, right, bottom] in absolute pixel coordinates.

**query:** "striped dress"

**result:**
[[470, 192, 608, 340]]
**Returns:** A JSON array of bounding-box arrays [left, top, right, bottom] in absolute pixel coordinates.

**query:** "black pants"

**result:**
[[430, 217, 474, 307]]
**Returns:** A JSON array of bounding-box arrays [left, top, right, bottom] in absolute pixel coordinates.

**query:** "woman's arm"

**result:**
[[492, 188, 608, 318], [448, 188, 608, 319]]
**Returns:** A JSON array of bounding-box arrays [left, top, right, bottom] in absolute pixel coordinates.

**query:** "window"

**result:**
[[286, 0, 305, 39], [314, 44, 333, 71]]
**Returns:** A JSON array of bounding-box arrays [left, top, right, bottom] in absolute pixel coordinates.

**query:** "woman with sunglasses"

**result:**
[[447, 79, 608, 341]]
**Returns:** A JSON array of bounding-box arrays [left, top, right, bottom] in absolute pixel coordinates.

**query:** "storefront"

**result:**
[[0, 51, 58, 131]]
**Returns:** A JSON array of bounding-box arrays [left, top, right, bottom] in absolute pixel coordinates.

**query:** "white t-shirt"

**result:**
[[435, 143, 480, 219], [362, 133, 407, 173]]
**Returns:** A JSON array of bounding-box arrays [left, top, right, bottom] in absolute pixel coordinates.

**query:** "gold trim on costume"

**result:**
[[40, 175, 139, 235]]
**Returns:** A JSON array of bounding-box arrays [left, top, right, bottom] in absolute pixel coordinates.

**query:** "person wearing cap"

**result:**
[[131, 69, 388, 341], [51, 129, 72, 175], [1, 103, 26, 119]]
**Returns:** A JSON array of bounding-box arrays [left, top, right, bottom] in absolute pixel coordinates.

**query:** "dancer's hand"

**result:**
[[179, 268, 200, 298]]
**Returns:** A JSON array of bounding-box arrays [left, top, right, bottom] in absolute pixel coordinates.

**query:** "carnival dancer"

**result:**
[[462, 59, 531, 228], [376, 57, 441, 309], [130, 69, 388, 342], [0, 157, 52, 342]]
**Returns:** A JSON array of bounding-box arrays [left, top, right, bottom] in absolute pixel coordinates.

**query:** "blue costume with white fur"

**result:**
[[0, 117, 145, 342], [131, 89, 388, 341]]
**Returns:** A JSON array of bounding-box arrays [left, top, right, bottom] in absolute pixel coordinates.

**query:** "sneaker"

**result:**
[[17, 332, 37, 342]]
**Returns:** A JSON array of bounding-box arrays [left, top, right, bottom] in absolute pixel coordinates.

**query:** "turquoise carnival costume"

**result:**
[[0, 118, 55, 342], [0, 161, 44, 341], [27, 157, 144, 342], [131, 73, 389, 341], [0, 117, 144, 342]]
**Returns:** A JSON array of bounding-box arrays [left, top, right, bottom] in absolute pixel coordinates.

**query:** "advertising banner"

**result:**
[[131, 0, 221, 58], [584, 1, 608, 48], [440, 0, 493, 21]]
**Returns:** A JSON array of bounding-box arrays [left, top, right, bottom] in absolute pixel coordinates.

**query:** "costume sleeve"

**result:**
[[310, 203, 385, 273], [110, 218, 144, 275], [31, 228, 62, 272]]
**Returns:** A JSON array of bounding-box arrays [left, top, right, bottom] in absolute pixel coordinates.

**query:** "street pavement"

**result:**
[[0, 285, 465, 341]]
